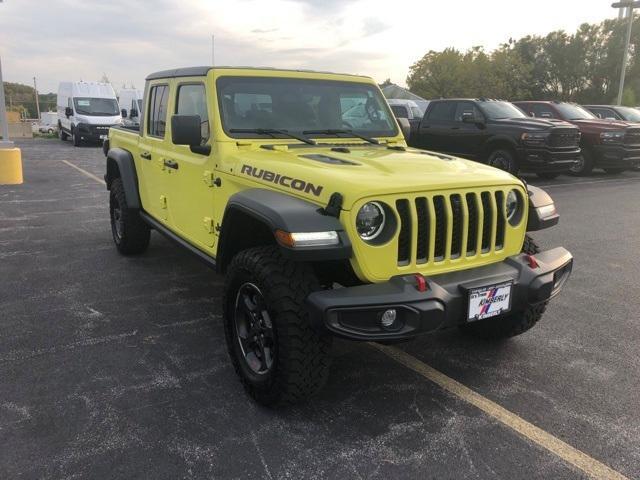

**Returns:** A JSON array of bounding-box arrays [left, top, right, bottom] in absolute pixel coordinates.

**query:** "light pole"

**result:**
[[33, 76, 40, 121], [612, 1, 640, 105]]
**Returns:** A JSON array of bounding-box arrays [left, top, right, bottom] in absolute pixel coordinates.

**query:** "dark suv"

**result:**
[[514, 101, 640, 175], [409, 99, 581, 178]]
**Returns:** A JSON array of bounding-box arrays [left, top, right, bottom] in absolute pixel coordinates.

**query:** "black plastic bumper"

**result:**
[[306, 247, 573, 341], [592, 144, 640, 168], [516, 147, 581, 172]]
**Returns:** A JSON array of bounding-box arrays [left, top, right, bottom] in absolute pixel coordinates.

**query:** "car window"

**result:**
[[410, 106, 423, 119], [176, 84, 209, 143], [147, 85, 169, 138], [454, 102, 482, 122], [391, 105, 409, 119], [531, 104, 557, 119], [427, 102, 456, 122]]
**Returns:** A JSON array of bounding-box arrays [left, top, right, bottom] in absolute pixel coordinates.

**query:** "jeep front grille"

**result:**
[[548, 128, 580, 148], [624, 128, 640, 146], [395, 190, 507, 266]]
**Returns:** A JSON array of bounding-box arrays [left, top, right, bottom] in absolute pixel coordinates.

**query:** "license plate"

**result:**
[[100, 135, 107, 140], [467, 281, 512, 322]]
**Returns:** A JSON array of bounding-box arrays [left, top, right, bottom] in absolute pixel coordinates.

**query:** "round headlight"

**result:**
[[505, 189, 522, 225], [356, 202, 385, 240]]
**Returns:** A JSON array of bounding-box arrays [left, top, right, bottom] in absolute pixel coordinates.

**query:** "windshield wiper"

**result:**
[[229, 128, 316, 145], [303, 129, 380, 145]]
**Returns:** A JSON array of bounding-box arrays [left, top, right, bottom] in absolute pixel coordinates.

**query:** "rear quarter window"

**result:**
[[147, 84, 169, 138]]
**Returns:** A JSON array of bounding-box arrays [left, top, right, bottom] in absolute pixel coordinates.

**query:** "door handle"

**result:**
[[141, 151, 151, 160], [163, 159, 179, 170]]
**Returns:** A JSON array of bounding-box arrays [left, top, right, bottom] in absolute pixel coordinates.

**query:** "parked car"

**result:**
[[118, 88, 143, 127], [387, 99, 426, 140], [408, 98, 581, 178], [514, 101, 640, 175], [583, 104, 640, 123], [57, 81, 122, 146], [103, 67, 572, 406]]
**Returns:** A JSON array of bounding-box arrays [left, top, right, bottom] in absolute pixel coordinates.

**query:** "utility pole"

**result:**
[[211, 34, 215, 66], [612, 1, 640, 105], [33, 76, 40, 121]]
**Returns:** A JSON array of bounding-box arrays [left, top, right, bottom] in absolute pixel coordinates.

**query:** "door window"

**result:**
[[454, 102, 482, 122], [147, 84, 169, 137], [176, 84, 209, 143], [427, 102, 456, 122], [391, 105, 409, 119], [531, 104, 556, 119]]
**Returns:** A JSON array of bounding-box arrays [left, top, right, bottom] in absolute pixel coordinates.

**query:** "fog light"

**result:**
[[380, 309, 397, 328]]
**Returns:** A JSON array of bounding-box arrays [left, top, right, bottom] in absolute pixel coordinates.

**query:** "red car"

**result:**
[[513, 101, 640, 175]]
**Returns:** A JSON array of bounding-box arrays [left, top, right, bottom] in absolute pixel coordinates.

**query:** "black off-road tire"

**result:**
[[109, 178, 150, 254], [223, 246, 332, 407], [569, 149, 594, 176], [72, 127, 81, 147], [460, 235, 547, 340], [487, 148, 518, 175], [536, 172, 560, 180], [603, 168, 625, 175]]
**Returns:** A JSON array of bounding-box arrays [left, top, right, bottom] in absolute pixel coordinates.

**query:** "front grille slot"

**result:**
[[395, 188, 507, 266], [625, 129, 640, 146], [396, 199, 411, 265]]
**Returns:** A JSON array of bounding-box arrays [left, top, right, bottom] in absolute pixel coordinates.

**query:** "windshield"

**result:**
[[555, 103, 596, 120], [616, 106, 640, 122], [478, 101, 527, 120], [217, 76, 397, 139], [73, 97, 119, 116]]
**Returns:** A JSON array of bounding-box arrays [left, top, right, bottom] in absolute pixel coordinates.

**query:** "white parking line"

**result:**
[[533, 177, 640, 189], [61, 160, 106, 185], [371, 343, 629, 480]]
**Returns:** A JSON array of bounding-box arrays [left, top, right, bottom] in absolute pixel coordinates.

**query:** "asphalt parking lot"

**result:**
[[2, 138, 640, 479]]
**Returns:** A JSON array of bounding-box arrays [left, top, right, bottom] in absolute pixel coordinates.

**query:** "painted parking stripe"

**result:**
[[61, 160, 106, 185], [371, 343, 629, 480], [533, 177, 640, 189]]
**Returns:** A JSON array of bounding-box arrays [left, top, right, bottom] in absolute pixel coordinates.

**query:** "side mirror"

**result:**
[[397, 117, 411, 140], [171, 114, 210, 155], [130, 109, 138, 118], [65, 107, 73, 117], [121, 109, 128, 118]]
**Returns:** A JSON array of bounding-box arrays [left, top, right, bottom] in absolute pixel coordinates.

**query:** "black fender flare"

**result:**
[[218, 188, 352, 267], [526, 185, 559, 231], [105, 148, 141, 210]]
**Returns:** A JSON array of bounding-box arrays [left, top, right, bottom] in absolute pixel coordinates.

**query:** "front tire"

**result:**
[[71, 127, 81, 147], [59, 125, 68, 141], [487, 148, 518, 175], [460, 235, 547, 340], [223, 246, 332, 406], [569, 149, 594, 176], [109, 178, 150, 254]]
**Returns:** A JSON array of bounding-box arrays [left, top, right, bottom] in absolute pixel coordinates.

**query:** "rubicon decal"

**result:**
[[241, 164, 324, 196]]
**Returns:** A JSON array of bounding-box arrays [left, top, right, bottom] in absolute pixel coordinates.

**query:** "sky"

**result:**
[[0, 0, 623, 95]]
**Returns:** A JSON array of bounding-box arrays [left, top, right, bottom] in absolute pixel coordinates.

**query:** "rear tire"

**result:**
[[109, 178, 150, 254], [569, 149, 594, 176], [460, 235, 547, 340], [536, 172, 560, 180], [487, 148, 518, 175], [223, 246, 332, 406]]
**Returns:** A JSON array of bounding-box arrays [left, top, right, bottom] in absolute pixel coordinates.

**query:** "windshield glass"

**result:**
[[556, 103, 596, 120], [73, 97, 119, 116], [617, 106, 640, 122], [478, 101, 527, 120], [217, 76, 397, 139]]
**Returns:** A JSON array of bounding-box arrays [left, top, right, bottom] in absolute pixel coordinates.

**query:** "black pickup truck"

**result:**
[[408, 99, 582, 178]]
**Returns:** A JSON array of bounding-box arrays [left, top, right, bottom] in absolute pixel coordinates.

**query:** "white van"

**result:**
[[117, 88, 143, 127], [57, 81, 121, 146]]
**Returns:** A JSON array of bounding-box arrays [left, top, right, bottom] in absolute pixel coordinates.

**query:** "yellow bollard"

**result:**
[[0, 146, 23, 184]]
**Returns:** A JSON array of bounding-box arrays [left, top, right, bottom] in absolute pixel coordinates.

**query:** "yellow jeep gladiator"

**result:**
[[104, 67, 573, 406]]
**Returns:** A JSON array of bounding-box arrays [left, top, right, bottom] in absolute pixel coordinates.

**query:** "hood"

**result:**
[[569, 118, 631, 131], [492, 117, 573, 130], [227, 144, 522, 209]]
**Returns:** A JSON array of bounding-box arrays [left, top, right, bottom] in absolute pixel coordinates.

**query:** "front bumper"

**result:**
[[516, 147, 581, 172], [76, 123, 114, 142], [592, 144, 640, 168], [306, 247, 573, 341]]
